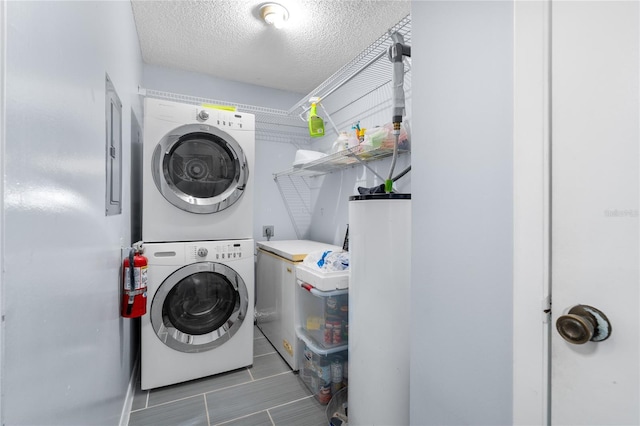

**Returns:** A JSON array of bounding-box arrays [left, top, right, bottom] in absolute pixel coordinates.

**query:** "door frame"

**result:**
[[513, 0, 552, 424], [0, 0, 6, 423]]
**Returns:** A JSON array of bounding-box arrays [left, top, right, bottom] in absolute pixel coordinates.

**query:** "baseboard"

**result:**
[[119, 355, 140, 426]]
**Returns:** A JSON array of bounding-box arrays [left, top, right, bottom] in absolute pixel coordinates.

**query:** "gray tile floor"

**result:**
[[128, 326, 327, 426]]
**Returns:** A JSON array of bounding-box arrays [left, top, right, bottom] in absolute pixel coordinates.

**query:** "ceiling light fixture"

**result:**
[[260, 3, 289, 29]]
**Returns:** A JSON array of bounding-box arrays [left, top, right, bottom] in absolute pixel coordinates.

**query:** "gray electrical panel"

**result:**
[[105, 73, 122, 216]]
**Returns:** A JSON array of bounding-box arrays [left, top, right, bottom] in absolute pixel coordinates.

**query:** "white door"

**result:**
[[551, 1, 639, 424]]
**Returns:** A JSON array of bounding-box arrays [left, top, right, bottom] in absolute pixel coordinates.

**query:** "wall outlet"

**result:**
[[263, 225, 274, 238]]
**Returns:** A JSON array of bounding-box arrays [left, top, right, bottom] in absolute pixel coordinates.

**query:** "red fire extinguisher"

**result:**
[[122, 247, 148, 318]]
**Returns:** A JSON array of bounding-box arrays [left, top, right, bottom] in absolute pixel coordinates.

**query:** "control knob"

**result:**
[[198, 110, 209, 121]]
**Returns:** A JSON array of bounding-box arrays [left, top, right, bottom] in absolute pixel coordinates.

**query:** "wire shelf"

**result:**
[[287, 14, 411, 116], [273, 145, 410, 179]]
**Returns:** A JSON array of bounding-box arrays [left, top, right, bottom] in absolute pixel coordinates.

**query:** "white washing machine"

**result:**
[[142, 98, 255, 242], [141, 239, 254, 390]]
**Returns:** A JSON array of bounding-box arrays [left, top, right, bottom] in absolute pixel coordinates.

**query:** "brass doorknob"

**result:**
[[556, 305, 612, 344]]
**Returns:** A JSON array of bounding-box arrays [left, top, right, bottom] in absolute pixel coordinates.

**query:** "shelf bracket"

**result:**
[[347, 151, 388, 183]]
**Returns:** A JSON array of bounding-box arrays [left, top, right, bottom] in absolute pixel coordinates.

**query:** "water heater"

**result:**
[[348, 193, 411, 425]]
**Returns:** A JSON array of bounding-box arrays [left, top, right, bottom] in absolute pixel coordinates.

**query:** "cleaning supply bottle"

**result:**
[[308, 103, 325, 138], [331, 132, 349, 153], [358, 128, 366, 143]]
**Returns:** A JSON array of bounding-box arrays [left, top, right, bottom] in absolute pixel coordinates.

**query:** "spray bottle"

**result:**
[[308, 102, 325, 138]]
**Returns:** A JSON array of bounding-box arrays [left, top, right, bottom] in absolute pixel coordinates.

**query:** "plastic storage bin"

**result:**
[[295, 262, 349, 404], [296, 263, 349, 291], [296, 282, 348, 349], [298, 334, 348, 405]]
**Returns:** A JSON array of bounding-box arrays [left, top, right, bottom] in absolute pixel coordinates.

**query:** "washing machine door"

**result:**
[[150, 261, 248, 353], [152, 123, 249, 214]]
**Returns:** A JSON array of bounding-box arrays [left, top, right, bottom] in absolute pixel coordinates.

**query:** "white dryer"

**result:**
[[142, 98, 255, 242], [141, 239, 254, 390]]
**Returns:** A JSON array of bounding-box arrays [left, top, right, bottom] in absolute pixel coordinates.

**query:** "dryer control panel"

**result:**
[[196, 106, 256, 131]]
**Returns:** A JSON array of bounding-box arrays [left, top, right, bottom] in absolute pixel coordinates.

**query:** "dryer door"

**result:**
[[152, 123, 249, 214], [150, 261, 248, 353]]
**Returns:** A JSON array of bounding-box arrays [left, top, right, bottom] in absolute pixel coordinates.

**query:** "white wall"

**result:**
[[410, 1, 514, 424], [143, 64, 307, 243], [4, 1, 143, 424], [143, 64, 303, 111]]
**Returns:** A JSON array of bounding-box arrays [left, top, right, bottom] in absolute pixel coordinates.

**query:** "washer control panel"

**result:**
[[186, 242, 246, 262], [213, 243, 244, 260]]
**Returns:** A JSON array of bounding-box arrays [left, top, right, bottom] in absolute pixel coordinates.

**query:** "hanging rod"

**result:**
[[138, 87, 306, 128], [138, 87, 290, 116]]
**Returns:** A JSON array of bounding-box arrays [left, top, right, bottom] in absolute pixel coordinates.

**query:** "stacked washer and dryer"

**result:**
[[140, 98, 256, 390]]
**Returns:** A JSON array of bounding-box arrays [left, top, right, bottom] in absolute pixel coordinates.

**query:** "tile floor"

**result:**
[[128, 326, 327, 426]]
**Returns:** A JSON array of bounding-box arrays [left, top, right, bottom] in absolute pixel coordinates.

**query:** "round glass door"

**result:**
[[152, 123, 249, 214], [150, 262, 248, 353]]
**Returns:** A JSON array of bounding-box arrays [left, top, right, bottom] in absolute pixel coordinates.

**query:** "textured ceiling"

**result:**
[[130, 0, 410, 94]]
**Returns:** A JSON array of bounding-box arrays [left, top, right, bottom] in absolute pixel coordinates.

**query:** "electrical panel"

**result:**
[[105, 73, 122, 216]]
